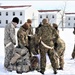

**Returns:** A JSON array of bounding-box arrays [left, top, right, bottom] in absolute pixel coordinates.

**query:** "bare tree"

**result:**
[[58, 2, 67, 31]]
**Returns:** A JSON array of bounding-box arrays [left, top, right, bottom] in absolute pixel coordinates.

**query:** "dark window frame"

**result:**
[[40, 15, 42, 18], [20, 20, 22, 24], [68, 17, 70, 20], [13, 12, 15, 16], [0, 20, 1, 24], [6, 12, 8, 16], [20, 12, 22, 16], [46, 15, 48, 18], [6, 20, 8, 24], [0, 12, 1, 16], [52, 15, 54, 18], [68, 23, 70, 26]]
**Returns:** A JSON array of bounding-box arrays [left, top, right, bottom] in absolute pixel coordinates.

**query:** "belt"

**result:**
[[5, 42, 12, 48], [41, 41, 54, 49]]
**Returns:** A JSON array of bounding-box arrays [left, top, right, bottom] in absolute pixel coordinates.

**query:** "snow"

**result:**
[[0, 28, 75, 75]]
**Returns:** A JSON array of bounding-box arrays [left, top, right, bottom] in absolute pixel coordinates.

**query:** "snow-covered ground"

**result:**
[[0, 28, 75, 75]]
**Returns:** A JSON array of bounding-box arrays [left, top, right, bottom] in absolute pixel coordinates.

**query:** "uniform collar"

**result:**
[[11, 22, 15, 28]]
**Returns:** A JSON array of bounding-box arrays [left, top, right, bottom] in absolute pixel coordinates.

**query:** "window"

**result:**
[[6, 20, 8, 24], [68, 23, 70, 26], [0, 20, 1, 24], [52, 15, 54, 18], [40, 15, 42, 18], [13, 12, 15, 16], [46, 15, 48, 18], [20, 12, 22, 16], [68, 17, 70, 20], [74, 23, 75, 27], [0, 12, 1, 16], [6, 12, 8, 16], [20, 20, 22, 24]]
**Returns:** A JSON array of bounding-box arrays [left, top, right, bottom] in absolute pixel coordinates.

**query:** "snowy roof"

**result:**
[[0, 5, 31, 9], [65, 13, 75, 15], [0, 5, 32, 11], [38, 10, 60, 12], [0, 6, 31, 11], [65, 13, 75, 16]]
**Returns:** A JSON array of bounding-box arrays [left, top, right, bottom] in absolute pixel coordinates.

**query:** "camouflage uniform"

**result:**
[[72, 44, 75, 59], [55, 38, 65, 69], [17, 25, 32, 48], [53, 23, 65, 69], [4, 22, 16, 69], [72, 27, 75, 59], [36, 23, 59, 74], [12, 23, 34, 73]]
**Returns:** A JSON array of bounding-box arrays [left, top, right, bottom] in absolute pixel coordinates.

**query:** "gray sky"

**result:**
[[0, 0, 75, 12]]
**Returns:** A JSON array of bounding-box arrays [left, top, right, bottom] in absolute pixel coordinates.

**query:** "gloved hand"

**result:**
[[13, 42, 16, 45]]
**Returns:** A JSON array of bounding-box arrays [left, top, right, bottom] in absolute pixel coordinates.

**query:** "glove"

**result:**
[[13, 42, 16, 45]]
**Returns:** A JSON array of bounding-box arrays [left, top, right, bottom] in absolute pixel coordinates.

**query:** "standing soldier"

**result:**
[[16, 22, 31, 73], [36, 19, 59, 74], [4, 17, 19, 70], [72, 27, 75, 59], [53, 23, 65, 70], [27, 19, 33, 34], [17, 22, 31, 48]]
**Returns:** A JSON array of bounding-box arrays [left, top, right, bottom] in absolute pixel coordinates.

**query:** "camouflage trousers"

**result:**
[[30, 56, 40, 71], [72, 44, 75, 59], [56, 45, 65, 69], [39, 44, 58, 73], [4, 43, 14, 69]]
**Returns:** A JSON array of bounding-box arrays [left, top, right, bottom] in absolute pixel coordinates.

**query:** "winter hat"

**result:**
[[22, 22, 29, 30], [42, 18, 48, 24], [53, 23, 58, 28], [27, 19, 32, 23], [12, 17, 19, 24]]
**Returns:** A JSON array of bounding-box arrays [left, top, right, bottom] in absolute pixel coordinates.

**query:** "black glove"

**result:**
[[13, 42, 16, 45], [54, 42, 58, 49]]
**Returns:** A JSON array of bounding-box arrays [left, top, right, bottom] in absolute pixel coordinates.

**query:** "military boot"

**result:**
[[54, 69, 57, 74], [39, 70, 44, 75], [57, 67, 63, 70], [54, 71, 57, 74]]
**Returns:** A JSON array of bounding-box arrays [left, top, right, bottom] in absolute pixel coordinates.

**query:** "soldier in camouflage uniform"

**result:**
[[36, 19, 59, 74], [17, 22, 32, 48], [15, 22, 32, 73], [53, 23, 65, 70], [72, 45, 75, 59], [8, 22, 31, 73], [72, 27, 75, 59], [4, 17, 19, 70], [27, 19, 33, 35]]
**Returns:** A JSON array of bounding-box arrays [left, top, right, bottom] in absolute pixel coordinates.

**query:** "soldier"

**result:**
[[27, 19, 33, 34], [4, 17, 19, 70], [11, 22, 31, 73], [36, 19, 59, 74], [34, 22, 43, 54], [72, 27, 75, 59], [53, 23, 65, 70], [36, 22, 42, 34], [17, 22, 31, 48]]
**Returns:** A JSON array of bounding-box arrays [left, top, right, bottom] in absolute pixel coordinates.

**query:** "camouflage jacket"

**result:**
[[17, 26, 31, 48], [56, 38, 65, 50], [4, 22, 16, 45], [36, 23, 59, 47]]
